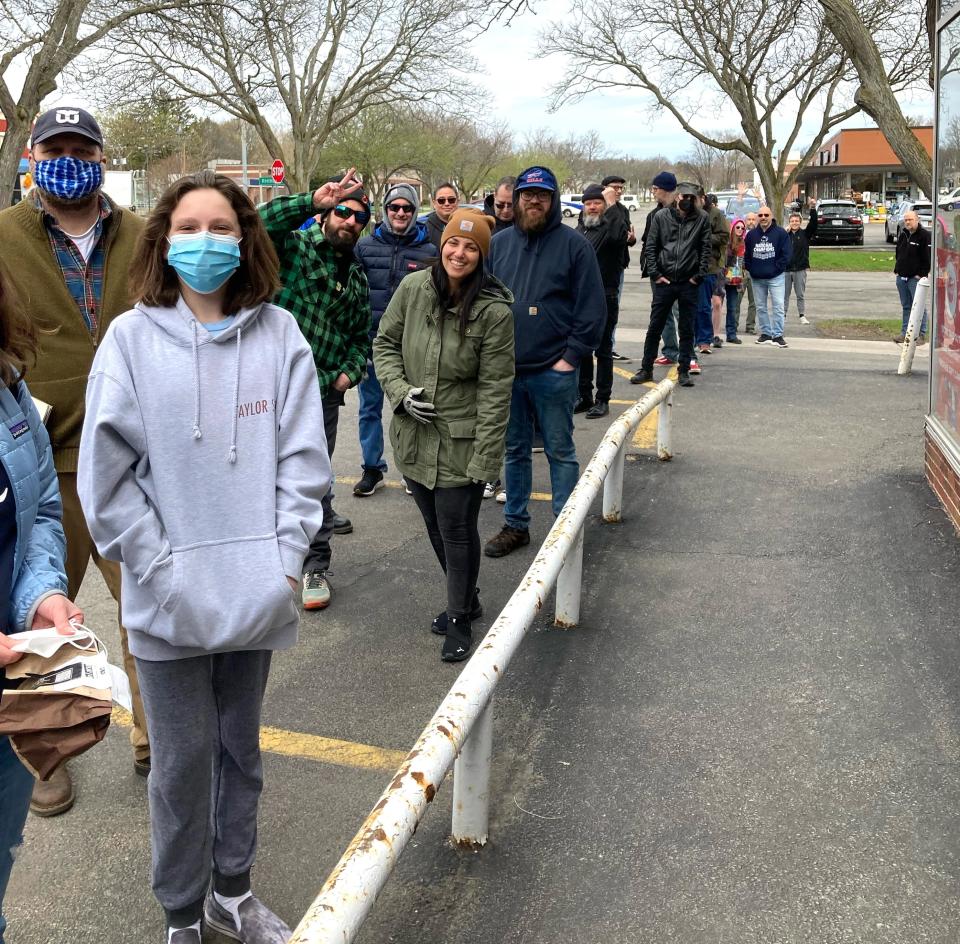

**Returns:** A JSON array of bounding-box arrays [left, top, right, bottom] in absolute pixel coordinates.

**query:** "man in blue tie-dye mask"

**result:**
[[0, 105, 150, 818]]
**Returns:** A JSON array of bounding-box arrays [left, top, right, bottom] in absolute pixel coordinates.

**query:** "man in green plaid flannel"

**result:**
[[260, 168, 371, 610]]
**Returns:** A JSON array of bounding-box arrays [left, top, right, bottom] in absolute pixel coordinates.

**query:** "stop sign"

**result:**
[[270, 159, 285, 184]]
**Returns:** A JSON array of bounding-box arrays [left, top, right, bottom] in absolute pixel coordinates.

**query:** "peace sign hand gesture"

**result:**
[[313, 167, 364, 211]]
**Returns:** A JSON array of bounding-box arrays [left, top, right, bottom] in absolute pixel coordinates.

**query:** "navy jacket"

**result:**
[[488, 191, 606, 373], [355, 222, 438, 338], [744, 222, 792, 279]]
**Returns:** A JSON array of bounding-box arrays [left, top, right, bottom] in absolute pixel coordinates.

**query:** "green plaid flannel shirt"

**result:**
[[260, 194, 371, 396]]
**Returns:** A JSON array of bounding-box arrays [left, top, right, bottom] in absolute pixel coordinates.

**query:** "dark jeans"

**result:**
[[696, 274, 717, 345], [406, 479, 485, 620], [896, 276, 928, 335], [505, 367, 579, 529], [643, 280, 697, 372], [358, 357, 388, 473], [579, 292, 619, 404], [0, 737, 33, 943], [303, 391, 342, 573], [725, 285, 742, 339]]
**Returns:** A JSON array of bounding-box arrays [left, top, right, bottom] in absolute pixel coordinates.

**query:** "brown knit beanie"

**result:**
[[440, 209, 494, 258]]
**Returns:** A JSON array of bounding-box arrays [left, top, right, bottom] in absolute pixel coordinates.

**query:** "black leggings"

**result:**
[[406, 478, 485, 620]]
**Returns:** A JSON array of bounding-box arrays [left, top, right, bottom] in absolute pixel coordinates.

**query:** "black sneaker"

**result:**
[[754, 333, 771, 344], [585, 401, 609, 418], [712, 336, 723, 348], [573, 396, 593, 414], [441, 616, 473, 662], [353, 468, 384, 497], [726, 336, 742, 344], [204, 894, 292, 943], [771, 336, 788, 348], [332, 511, 353, 534], [629, 367, 653, 384], [432, 589, 483, 635], [678, 371, 694, 387], [168, 929, 201, 944], [484, 526, 530, 558], [611, 350, 631, 361]]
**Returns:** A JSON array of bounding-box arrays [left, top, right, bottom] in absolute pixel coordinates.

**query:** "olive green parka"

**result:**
[[373, 268, 515, 489]]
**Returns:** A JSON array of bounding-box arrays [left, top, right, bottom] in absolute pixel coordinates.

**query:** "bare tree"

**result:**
[[0, 0, 186, 206], [545, 0, 928, 215], [817, 0, 934, 197], [102, 0, 527, 193], [676, 139, 721, 191]]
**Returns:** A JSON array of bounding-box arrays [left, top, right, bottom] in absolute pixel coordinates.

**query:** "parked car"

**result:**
[[723, 195, 761, 220], [885, 200, 933, 243], [561, 200, 583, 218], [621, 193, 640, 211], [940, 187, 960, 210], [811, 200, 864, 246]]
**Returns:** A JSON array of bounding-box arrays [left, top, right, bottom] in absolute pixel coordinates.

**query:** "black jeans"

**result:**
[[579, 292, 619, 404], [406, 478, 485, 620], [642, 280, 697, 371], [303, 390, 342, 573]]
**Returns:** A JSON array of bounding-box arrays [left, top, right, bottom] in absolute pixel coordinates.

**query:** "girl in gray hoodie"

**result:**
[[78, 172, 328, 944]]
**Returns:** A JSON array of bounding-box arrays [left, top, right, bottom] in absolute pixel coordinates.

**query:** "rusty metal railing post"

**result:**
[[898, 276, 929, 376], [657, 391, 673, 460], [602, 443, 626, 522], [553, 525, 584, 628], [451, 698, 493, 847]]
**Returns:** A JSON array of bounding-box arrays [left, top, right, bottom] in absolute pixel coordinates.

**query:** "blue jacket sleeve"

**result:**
[[563, 238, 607, 366], [10, 386, 68, 632]]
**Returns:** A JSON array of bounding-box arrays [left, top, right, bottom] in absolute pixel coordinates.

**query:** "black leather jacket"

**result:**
[[643, 207, 712, 283]]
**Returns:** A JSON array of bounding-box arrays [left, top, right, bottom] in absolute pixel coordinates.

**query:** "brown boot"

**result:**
[[483, 526, 530, 558], [30, 765, 75, 817]]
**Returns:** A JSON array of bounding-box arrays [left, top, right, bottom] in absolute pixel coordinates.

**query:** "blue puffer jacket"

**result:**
[[0, 381, 67, 632], [355, 222, 438, 339]]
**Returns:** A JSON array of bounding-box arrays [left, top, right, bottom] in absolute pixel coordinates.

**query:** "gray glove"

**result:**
[[402, 387, 436, 424]]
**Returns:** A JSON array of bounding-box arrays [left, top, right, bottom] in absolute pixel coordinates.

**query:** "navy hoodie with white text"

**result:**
[[78, 297, 329, 661], [487, 189, 606, 372], [744, 221, 792, 280]]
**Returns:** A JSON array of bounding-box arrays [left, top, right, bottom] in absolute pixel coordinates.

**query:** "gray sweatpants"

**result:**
[[136, 650, 272, 927], [784, 269, 807, 317]]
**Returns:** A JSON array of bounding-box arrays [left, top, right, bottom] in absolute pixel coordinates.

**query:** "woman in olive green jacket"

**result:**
[[373, 209, 514, 662]]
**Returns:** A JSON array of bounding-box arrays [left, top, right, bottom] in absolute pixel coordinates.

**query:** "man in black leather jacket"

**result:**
[[630, 181, 711, 388]]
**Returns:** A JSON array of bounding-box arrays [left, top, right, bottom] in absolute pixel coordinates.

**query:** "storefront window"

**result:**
[[933, 15, 960, 438]]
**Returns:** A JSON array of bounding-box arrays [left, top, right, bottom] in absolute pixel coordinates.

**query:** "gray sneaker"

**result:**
[[204, 894, 292, 943]]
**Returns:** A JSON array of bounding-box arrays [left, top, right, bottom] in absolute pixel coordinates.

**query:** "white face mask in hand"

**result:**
[[8, 624, 94, 659]]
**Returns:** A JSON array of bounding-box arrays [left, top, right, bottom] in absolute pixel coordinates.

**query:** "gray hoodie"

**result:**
[[78, 296, 329, 661]]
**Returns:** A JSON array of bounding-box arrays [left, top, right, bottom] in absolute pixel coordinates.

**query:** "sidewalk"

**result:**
[[7, 336, 954, 944], [349, 342, 960, 944]]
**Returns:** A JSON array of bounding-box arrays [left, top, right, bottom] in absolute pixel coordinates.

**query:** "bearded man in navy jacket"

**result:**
[[483, 165, 606, 558]]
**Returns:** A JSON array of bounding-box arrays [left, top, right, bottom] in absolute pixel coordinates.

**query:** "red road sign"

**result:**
[[271, 160, 285, 184]]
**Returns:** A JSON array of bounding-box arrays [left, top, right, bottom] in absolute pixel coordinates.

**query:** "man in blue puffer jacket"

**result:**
[[353, 184, 438, 496], [483, 165, 606, 558]]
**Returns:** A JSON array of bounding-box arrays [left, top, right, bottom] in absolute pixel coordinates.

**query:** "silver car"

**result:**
[[886, 201, 933, 243]]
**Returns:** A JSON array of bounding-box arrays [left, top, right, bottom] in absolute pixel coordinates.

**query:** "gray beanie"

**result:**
[[383, 183, 420, 235]]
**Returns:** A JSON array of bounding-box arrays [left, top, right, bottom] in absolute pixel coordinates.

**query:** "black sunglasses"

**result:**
[[333, 204, 370, 225], [435, 196, 458, 205], [495, 201, 511, 209], [385, 202, 413, 213]]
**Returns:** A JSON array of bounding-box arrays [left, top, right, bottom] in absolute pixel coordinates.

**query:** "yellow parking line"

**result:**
[[111, 708, 407, 773]]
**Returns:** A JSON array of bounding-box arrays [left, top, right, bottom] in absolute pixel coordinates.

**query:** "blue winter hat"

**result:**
[[515, 166, 558, 193], [652, 171, 677, 191]]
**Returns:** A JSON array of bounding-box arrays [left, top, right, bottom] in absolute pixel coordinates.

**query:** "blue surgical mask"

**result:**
[[167, 232, 241, 294], [34, 156, 103, 201]]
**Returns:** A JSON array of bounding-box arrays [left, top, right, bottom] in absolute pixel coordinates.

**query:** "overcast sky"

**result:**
[[478, 2, 935, 161], [10, 0, 935, 163]]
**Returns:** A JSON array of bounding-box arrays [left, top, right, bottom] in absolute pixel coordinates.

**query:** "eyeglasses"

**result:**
[[757, 213, 771, 217], [333, 204, 370, 225], [610, 184, 625, 191], [495, 202, 511, 210], [385, 203, 413, 214], [435, 196, 458, 205], [519, 190, 551, 203]]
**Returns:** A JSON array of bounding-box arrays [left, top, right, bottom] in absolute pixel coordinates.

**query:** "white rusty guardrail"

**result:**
[[898, 275, 929, 376], [289, 376, 677, 944]]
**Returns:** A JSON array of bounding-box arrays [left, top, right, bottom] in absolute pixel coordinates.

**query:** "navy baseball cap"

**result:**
[[31, 107, 103, 148], [515, 166, 558, 193]]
